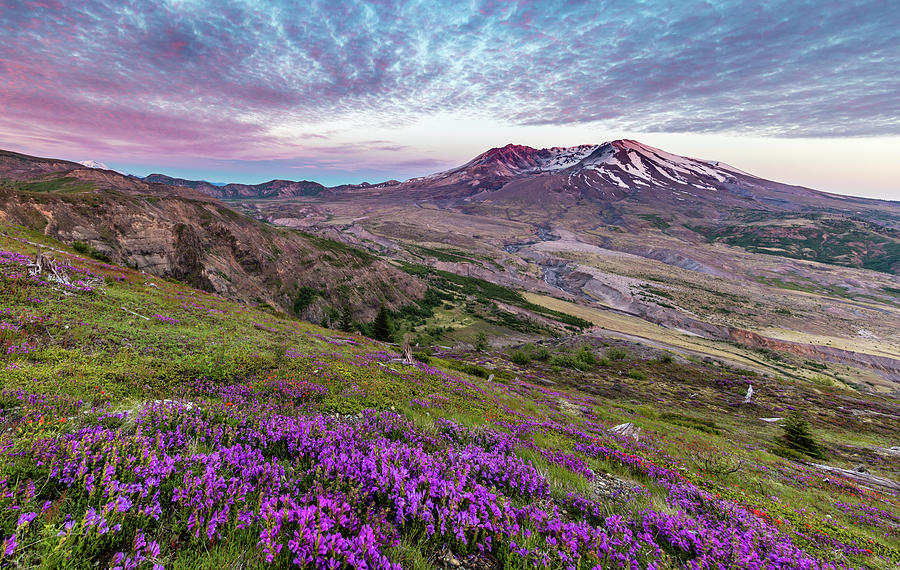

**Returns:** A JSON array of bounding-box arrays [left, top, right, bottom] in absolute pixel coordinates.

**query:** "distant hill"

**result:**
[[143, 173, 327, 199]]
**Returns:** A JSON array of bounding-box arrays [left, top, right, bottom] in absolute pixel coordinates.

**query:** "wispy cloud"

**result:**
[[0, 0, 897, 184]]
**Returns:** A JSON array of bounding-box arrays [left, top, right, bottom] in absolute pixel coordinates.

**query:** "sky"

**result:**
[[0, 0, 898, 199]]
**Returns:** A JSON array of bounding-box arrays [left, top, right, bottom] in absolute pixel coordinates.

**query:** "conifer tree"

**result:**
[[338, 305, 354, 332], [372, 305, 393, 342], [781, 411, 825, 459]]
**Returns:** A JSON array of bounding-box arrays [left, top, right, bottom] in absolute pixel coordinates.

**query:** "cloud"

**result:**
[[0, 0, 897, 172]]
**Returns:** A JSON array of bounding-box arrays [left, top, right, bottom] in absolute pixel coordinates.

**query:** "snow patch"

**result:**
[[537, 145, 599, 171], [604, 171, 629, 189]]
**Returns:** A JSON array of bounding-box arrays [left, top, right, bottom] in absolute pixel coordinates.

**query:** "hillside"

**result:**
[[0, 149, 422, 322], [1, 223, 898, 569]]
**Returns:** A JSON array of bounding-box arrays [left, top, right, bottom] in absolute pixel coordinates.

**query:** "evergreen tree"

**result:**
[[338, 306, 354, 332], [780, 411, 825, 459], [371, 305, 393, 342]]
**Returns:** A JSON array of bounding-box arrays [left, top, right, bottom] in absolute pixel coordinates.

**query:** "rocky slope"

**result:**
[[0, 149, 423, 320]]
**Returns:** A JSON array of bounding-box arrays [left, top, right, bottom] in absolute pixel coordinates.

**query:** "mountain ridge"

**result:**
[[0, 149, 425, 320], [143, 173, 328, 200], [192, 140, 900, 222]]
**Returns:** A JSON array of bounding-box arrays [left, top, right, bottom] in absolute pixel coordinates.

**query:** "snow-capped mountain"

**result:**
[[373, 139, 847, 211], [420, 139, 751, 193], [574, 139, 748, 190], [78, 160, 111, 170], [453, 143, 600, 175]]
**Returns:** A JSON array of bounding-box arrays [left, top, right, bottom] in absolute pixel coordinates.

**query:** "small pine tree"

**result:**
[[338, 306, 354, 332], [780, 411, 825, 459], [371, 305, 393, 342]]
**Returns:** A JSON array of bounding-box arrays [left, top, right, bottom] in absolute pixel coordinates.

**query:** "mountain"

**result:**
[[360, 139, 896, 215], [454, 139, 752, 188], [141, 173, 223, 195], [0, 148, 423, 320], [143, 173, 327, 199]]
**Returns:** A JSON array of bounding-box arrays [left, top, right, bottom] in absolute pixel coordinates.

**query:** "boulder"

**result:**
[[611, 422, 641, 440]]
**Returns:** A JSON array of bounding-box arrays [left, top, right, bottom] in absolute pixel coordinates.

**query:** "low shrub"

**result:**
[[549, 354, 591, 371], [605, 347, 631, 361], [510, 350, 531, 365]]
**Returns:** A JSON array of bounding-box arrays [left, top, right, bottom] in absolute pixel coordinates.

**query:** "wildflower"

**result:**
[[2, 535, 15, 556], [16, 512, 38, 528]]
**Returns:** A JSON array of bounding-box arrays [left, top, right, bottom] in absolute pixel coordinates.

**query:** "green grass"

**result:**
[[71, 240, 112, 262], [295, 230, 376, 267], [604, 347, 631, 361], [0, 176, 95, 194], [398, 262, 592, 329], [409, 244, 483, 265], [626, 369, 646, 380], [659, 412, 721, 435], [510, 349, 531, 365]]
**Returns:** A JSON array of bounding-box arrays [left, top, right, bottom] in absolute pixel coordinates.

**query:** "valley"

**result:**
[[4, 141, 897, 395]]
